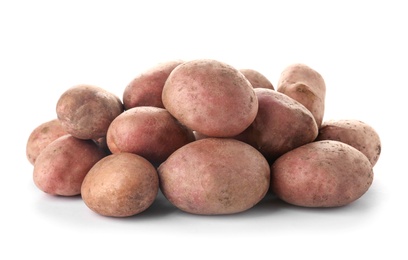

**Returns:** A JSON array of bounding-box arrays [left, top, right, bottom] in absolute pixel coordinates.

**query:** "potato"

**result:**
[[277, 63, 326, 127], [315, 119, 381, 166], [26, 118, 67, 165], [123, 60, 184, 109], [106, 106, 195, 166], [271, 140, 374, 207], [81, 152, 159, 217], [162, 59, 258, 137], [56, 84, 124, 140], [33, 135, 107, 196], [239, 68, 274, 89], [158, 138, 270, 215], [234, 88, 318, 162]]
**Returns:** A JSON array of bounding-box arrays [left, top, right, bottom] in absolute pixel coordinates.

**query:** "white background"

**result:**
[[1, 0, 406, 259]]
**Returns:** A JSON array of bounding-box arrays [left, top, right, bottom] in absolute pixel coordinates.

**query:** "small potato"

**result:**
[[123, 60, 184, 109], [234, 88, 318, 162], [33, 135, 107, 196], [106, 106, 195, 166], [277, 63, 326, 127], [56, 84, 124, 140], [81, 153, 159, 217], [271, 140, 374, 207], [26, 118, 67, 165], [162, 59, 258, 137], [158, 138, 270, 215], [239, 68, 274, 89]]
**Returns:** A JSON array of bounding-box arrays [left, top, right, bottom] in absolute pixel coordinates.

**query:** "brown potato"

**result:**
[[162, 59, 258, 137], [277, 63, 326, 127], [123, 60, 184, 109], [239, 68, 274, 89], [56, 84, 124, 140], [234, 88, 318, 162], [106, 106, 195, 166], [81, 152, 159, 217], [158, 138, 270, 215], [271, 140, 374, 207], [33, 135, 107, 196], [316, 119, 381, 166], [26, 118, 67, 165]]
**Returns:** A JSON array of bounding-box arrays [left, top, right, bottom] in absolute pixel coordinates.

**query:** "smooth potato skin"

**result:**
[[33, 135, 107, 196], [162, 59, 258, 137], [316, 119, 381, 166], [240, 69, 274, 90], [123, 60, 184, 109], [158, 138, 270, 215], [271, 140, 374, 207], [26, 119, 67, 165], [81, 153, 159, 217], [56, 84, 124, 140], [277, 63, 326, 127]]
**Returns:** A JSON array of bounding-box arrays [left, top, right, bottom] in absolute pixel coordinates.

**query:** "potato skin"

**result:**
[[277, 63, 326, 127], [56, 84, 124, 140], [239, 68, 274, 90], [26, 118, 67, 165], [315, 119, 381, 166], [106, 106, 195, 166], [271, 140, 374, 207], [33, 135, 107, 196], [81, 153, 159, 217], [158, 138, 270, 215], [162, 59, 258, 137], [123, 60, 184, 109]]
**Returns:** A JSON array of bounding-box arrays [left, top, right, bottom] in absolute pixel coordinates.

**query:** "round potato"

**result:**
[[123, 60, 184, 109], [106, 106, 195, 166], [162, 59, 258, 137], [26, 118, 67, 165], [277, 63, 326, 127], [240, 68, 274, 89], [81, 153, 159, 217], [271, 140, 374, 207], [316, 119, 381, 166], [33, 135, 107, 196], [56, 84, 124, 140], [158, 138, 270, 215]]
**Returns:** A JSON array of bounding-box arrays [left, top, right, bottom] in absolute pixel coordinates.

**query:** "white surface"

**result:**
[[1, 0, 406, 259]]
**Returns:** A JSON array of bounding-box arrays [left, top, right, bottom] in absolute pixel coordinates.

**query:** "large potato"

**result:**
[[162, 59, 258, 137], [239, 68, 274, 89], [106, 106, 195, 166], [26, 118, 67, 165], [315, 119, 381, 166], [277, 63, 326, 127], [123, 60, 184, 109], [56, 84, 124, 140], [158, 138, 270, 215], [271, 140, 374, 207], [33, 135, 107, 196], [81, 152, 159, 217]]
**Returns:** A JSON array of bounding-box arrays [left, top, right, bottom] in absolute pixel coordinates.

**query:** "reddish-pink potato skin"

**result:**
[[26, 119, 67, 165], [271, 140, 374, 207], [56, 84, 124, 140], [81, 153, 159, 217], [277, 63, 326, 127], [106, 106, 195, 166], [239, 69, 274, 90], [33, 135, 107, 196], [162, 59, 258, 137], [316, 119, 381, 166], [123, 60, 184, 109], [158, 138, 271, 215]]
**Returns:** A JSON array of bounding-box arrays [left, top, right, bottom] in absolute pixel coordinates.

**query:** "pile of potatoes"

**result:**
[[26, 59, 381, 217]]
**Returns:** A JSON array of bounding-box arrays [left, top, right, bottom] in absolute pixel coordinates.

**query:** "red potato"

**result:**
[[33, 135, 107, 196], [277, 63, 326, 127], [162, 59, 258, 137], [123, 60, 184, 109], [26, 118, 67, 165], [240, 68, 274, 89]]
